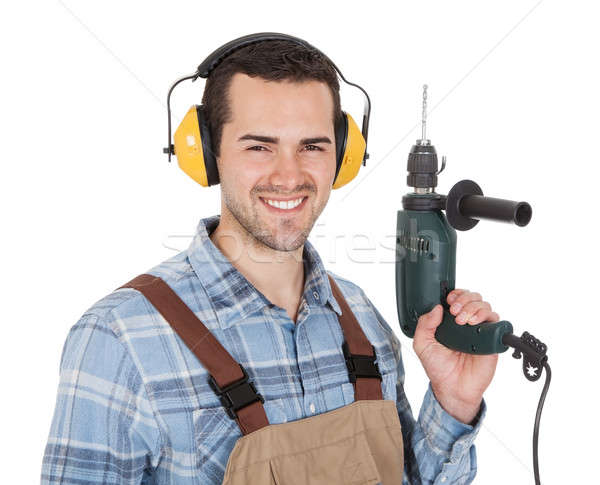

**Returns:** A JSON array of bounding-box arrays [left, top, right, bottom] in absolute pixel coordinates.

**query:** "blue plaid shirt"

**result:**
[[41, 215, 486, 485]]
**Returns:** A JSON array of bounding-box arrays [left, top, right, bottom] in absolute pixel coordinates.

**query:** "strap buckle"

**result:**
[[342, 341, 383, 383], [208, 364, 265, 420]]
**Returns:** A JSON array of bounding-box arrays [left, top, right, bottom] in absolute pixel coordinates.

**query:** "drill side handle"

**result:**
[[435, 309, 513, 354], [446, 179, 532, 231]]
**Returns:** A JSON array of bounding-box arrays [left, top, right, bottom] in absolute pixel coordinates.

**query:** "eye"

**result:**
[[304, 144, 323, 152], [247, 145, 268, 151]]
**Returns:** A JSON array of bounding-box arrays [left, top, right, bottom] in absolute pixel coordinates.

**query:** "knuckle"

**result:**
[[462, 301, 477, 312], [464, 301, 484, 313], [471, 315, 484, 324]]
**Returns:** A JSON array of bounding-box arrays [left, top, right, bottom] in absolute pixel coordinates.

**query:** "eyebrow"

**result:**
[[237, 134, 332, 145]]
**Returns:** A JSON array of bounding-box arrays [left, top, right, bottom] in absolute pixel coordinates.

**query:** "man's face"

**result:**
[[217, 73, 337, 251]]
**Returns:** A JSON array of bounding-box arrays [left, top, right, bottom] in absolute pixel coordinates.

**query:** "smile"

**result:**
[[260, 196, 307, 211]]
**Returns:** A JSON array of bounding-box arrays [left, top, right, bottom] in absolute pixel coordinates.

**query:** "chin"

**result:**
[[258, 227, 309, 252]]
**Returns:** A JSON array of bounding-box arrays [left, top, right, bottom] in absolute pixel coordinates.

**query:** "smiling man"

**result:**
[[41, 37, 500, 484], [211, 72, 339, 322]]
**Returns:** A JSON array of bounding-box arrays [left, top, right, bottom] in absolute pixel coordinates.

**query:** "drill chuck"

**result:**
[[406, 142, 439, 189]]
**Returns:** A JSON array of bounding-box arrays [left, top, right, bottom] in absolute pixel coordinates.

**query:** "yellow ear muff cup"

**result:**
[[332, 113, 366, 189], [173, 105, 209, 187]]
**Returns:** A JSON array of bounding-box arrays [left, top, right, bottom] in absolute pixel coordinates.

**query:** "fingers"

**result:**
[[449, 290, 481, 315], [456, 301, 494, 325], [448, 290, 498, 325], [413, 305, 444, 354], [454, 300, 490, 324], [487, 311, 500, 323], [446, 288, 466, 305], [447, 289, 482, 308], [463, 309, 500, 325], [415, 304, 444, 333]]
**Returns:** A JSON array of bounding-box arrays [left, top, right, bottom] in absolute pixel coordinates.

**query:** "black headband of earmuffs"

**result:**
[[164, 32, 371, 165]]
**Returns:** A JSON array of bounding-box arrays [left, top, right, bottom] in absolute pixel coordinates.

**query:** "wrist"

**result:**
[[431, 384, 482, 425]]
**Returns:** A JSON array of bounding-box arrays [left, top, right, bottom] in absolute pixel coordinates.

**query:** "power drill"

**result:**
[[395, 85, 551, 485]]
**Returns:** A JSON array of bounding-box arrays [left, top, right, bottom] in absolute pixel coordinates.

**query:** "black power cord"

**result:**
[[533, 362, 551, 485], [502, 332, 550, 485]]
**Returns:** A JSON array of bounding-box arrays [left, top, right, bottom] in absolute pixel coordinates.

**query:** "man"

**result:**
[[41, 39, 500, 484]]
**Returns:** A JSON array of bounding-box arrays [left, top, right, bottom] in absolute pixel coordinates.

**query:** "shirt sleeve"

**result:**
[[41, 313, 163, 484], [364, 294, 486, 485]]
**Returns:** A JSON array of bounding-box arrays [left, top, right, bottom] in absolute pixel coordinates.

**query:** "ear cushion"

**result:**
[[333, 112, 348, 185], [196, 106, 219, 186]]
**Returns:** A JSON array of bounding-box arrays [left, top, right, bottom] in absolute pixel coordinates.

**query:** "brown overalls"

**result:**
[[119, 273, 404, 484]]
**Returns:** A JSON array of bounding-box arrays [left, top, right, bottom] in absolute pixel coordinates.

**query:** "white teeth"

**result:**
[[265, 197, 304, 210]]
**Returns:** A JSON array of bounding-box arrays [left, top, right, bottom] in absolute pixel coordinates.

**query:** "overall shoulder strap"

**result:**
[[328, 275, 384, 401], [117, 274, 269, 435]]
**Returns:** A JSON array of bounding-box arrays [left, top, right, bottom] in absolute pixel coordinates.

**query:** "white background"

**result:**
[[2, 1, 598, 483]]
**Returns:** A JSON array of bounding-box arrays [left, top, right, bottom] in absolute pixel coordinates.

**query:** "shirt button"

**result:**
[[313, 291, 320, 300], [309, 402, 316, 413]]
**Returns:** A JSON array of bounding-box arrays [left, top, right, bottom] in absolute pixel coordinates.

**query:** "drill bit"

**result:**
[[421, 84, 428, 143]]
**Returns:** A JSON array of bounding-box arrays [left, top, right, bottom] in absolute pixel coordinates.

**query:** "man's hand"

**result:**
[[413, 289, 500, 425]]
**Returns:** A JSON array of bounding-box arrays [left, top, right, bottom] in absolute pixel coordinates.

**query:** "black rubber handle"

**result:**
[[446, 179, 532, 231], [460, 195, 532, 227]]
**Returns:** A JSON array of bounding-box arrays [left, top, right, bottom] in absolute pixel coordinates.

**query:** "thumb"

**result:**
[[414, 304, 444, 341]]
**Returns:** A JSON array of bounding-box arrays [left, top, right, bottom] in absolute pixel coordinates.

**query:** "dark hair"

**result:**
[[201, 39, 342, 158]]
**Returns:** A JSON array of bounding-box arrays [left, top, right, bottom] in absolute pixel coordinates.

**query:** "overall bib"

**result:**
[[119, 274, 404, 484]]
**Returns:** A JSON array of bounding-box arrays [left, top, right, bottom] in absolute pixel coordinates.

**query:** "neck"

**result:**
[[209, 211, 305, 322]]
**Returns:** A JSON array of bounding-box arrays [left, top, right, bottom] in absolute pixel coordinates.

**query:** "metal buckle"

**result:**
[[207, 364, 265, 420], [342, 341, 383, 383]]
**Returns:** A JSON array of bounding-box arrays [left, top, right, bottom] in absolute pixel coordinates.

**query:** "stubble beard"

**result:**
[[221, 184, 324, 252]]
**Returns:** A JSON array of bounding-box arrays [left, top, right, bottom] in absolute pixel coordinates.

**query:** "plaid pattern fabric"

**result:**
[[41, 215, 485, 484]]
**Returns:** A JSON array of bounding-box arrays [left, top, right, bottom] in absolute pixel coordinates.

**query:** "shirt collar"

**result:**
[[186, 215, 342, 328]]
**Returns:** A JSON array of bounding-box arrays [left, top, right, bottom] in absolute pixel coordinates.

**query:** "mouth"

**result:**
[[259, 196, 308, 213]]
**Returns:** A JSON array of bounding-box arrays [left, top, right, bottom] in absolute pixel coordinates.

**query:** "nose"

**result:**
[[268, 150, 304, 191]]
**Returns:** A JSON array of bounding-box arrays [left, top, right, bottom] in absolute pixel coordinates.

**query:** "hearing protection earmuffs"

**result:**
[[163, 32, 372, 190]]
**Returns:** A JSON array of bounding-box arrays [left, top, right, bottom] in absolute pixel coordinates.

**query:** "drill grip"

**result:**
[[435, 309, 513, 354]]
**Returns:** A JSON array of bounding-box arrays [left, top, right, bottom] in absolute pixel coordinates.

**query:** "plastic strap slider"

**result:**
[[342, 341, 383, 383], [208, 365, 265, 420]]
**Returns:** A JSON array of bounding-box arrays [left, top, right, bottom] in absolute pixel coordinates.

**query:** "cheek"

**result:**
[[220, 126, 261, 193], [311, 156, 337, 191], [219, 153, 265, 195]]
